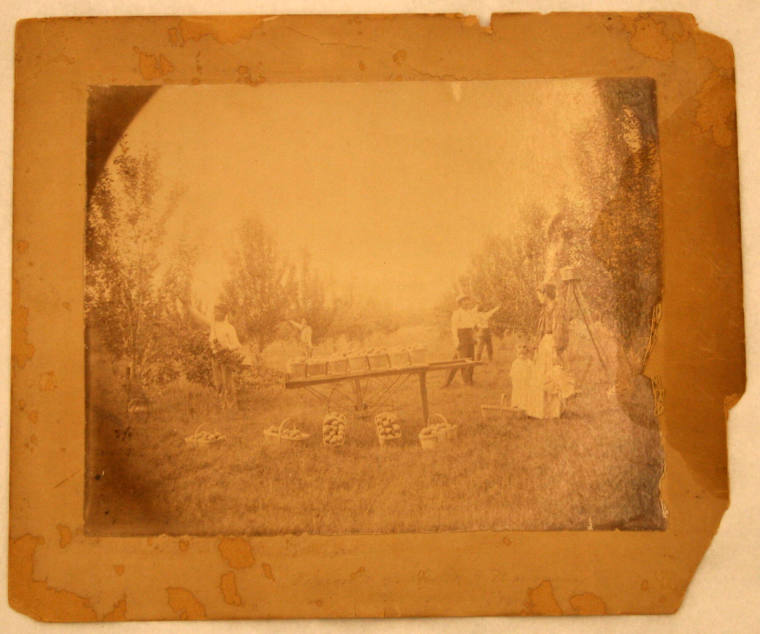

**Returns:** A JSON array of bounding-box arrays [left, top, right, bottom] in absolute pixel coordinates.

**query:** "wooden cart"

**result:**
[[284, 359, 483, 422]]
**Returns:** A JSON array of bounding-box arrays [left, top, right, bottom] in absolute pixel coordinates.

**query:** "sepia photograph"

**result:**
[[84, 78, 665, 536]]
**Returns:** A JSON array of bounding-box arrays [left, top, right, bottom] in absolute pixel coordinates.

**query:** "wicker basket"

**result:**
[[322, 412, 347, 448], [430, 413, 458, 441], [327, 358, 349, 375], [410, 346, 427, 365], [368, 352, 391, 370], [418, 429, 439, 450], [418, 414, 457, 449], [184, 423, 225, 447], [287, 360, 307, 378], [263, 418, 310, 447], [389, 349, 411, 367], [306, 360, 328, 377], [348, 354, 370, 372], [375, 412, 402, 447]]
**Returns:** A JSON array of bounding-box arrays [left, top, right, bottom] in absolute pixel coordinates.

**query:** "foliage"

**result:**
[[158, 239, 213, 385], [85, 140, 183, 392], [328, 291, 403, 344], [221, 216, 296, 352], [453, 205, 546, 338], [456, 78, 661, 363], [294, 250, 338, 345], [585, 78, 662, 353]]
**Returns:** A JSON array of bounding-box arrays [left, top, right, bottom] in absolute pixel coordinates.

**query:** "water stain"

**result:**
[[220, 572, 242, 606], [218, 537, 255, 569], [8, 534, 98, 621], [166, 586, 206, 619]]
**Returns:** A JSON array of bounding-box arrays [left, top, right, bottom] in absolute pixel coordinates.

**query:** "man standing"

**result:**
[[182, 298, 242, 409], [443, 294, 478, 387], [209, 303, 243, 409], [289, 318, 314, 358]]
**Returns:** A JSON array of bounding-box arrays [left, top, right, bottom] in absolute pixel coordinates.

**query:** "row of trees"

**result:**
[[450, 78, 661, 367], [85, 140, 401, 397]]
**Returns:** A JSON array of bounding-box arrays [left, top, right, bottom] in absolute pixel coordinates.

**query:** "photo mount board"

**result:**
[[10, 13, 743, 620]]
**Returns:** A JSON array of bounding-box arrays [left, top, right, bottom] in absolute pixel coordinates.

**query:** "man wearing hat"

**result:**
[[443, 293, 478, 386]]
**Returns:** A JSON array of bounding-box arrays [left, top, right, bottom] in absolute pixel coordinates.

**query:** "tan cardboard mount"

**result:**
[[10, 13, 744, 620]]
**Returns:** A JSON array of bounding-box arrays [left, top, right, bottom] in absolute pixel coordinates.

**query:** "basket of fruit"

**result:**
[[389, 347, 411, 367], [184, 423, 226, 447], [287, 358, 307, 378], [322, 412, 348, 447], [418, 414, 457, 450], [306, 359, 328, 377], [375, 411, 402, 447], [410, 345, 427, 365], [430, 413, 458, 441], [327, 355, 349, 375], [418, 426, 439, 450], [368, 348, 391, 370], [263, 418, 310, 446], [348, 353, 370, 372]]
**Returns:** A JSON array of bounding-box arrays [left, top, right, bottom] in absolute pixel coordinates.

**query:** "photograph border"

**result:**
[[10, 12, 743, 619]]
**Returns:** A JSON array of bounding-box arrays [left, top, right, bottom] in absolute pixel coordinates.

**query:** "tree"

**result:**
[[458, 205, 547, 338], [573, 78, 662, 363], [85, 139, 183, 395], [158, 239, 213, 385], [294, 250, 337, 345], [220, 216, 295, 352]]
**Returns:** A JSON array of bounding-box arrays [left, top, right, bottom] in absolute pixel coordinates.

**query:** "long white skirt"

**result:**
[[510, 358, 532, 410], [524, 334, 571, 419]]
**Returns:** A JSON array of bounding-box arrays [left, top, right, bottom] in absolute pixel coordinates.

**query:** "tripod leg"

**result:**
[[572, 282, 611, 381]]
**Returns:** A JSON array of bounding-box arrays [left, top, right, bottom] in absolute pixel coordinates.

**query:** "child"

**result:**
[[510, 343, 532, 411]]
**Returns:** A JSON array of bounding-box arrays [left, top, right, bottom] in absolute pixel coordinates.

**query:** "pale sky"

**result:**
[[106, 80, 607, 312]]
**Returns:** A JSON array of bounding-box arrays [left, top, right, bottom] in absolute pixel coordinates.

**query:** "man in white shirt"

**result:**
[[289, 319, 314, 358], [182, 297, 242, 409], [443, 294, 478, 387]]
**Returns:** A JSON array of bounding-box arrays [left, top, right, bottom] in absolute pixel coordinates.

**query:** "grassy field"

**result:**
[[85, 334, 665, 535]]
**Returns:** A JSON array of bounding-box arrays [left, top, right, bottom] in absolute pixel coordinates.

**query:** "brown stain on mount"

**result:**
[[102, 596, 127, 621], [177, 16, 270, 45], [620, 15, 674, 61], [262, 562, 275, 581], [695, 73, 736, 147], [569, 592, 607, 615], [220, 572, 242, 606], [236, 65, 264, 86], [56, 524, 72, 548], [523, 579, 563, 615], [218, 537, 255, 569], [12, 280, 35, 371], [8, 535, 98, 621], [133, 48, 174, 80], [166, 587, 206, 619], [39, 371, 57, 391]]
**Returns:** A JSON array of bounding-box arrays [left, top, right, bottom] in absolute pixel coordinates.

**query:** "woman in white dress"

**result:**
[[525, 284, 564, 419]]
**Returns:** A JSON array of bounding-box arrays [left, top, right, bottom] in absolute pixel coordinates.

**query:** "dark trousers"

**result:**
[[476, 329, 493, 361], [444, 329, 475, 386]]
